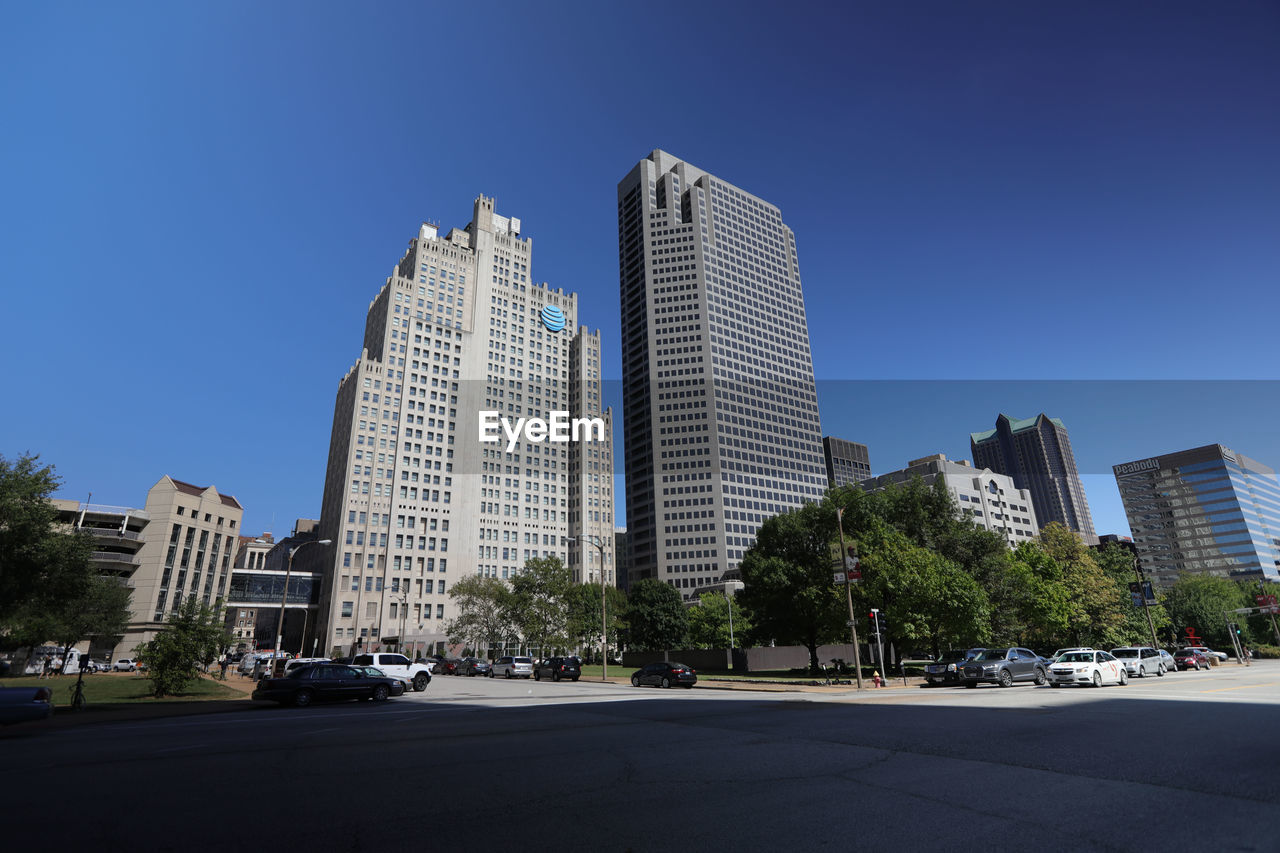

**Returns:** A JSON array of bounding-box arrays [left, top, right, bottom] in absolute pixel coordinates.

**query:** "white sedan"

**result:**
[[1048, 650, 1128, 688]]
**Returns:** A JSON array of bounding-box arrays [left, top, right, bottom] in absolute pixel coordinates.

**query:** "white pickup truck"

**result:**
[[351, 653, 433, 692]]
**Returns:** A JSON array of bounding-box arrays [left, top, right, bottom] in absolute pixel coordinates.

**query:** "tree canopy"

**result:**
[[626, 578, 688, 652]]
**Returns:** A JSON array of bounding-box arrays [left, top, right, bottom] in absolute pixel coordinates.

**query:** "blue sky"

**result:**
[[2, 2, 1278, 539]]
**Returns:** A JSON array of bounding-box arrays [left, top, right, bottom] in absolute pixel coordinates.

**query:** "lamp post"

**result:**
[[836, 508, 864, 689], [569, 535, 609, 682], [275, 539, 331, 662]]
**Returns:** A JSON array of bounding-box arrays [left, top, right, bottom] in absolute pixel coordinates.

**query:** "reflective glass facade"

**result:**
[[1113, 444, 1280, 584]]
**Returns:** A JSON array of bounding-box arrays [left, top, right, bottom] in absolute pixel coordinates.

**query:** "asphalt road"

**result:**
[[3, 662, 1278, 852]]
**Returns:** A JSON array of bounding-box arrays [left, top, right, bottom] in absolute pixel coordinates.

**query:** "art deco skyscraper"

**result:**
[[313, 196, 614, 658], [618, 150, 826, 599], [971, 413, 1097, 545]]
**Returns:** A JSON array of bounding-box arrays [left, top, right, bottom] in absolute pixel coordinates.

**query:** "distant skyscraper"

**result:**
[[971, 413, 1096, 544], [1114, 444, 1280, 585], [823, 436, 871, 489], [314, 196, 614, 657], [618, 150, 826, 600]]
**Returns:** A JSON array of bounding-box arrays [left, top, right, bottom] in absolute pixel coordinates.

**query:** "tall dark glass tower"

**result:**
[[970, 413, 1096, 544], [618, 150, 826, 599]]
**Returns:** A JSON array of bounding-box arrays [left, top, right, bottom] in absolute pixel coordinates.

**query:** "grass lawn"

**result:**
[[3, 673, 243, 707]]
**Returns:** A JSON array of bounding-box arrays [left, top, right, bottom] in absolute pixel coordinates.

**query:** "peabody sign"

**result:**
[[1114, 458, 1160, 477]]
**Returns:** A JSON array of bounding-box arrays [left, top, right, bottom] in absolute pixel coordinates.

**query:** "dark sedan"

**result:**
[[924, 649, 985, 686], [252, 663, 399, 707], [1174, 649, 1211, 671], [353, 666, 406, 696], [533, 656, 581, 682], [0, 685, 54, 725], [457, 657, 492, 677], [630, 661, 697, 689]]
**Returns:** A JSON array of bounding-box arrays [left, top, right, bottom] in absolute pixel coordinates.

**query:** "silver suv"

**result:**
[[491, 656, 534, 679], [1110, 647, 1166, 677]]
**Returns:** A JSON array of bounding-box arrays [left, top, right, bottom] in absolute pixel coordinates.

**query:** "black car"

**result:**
[[923, 648, 985, 686], [353, 666, 407, 696], [533, 656, 581, 682], [252, 663, 399, 707], [630, 661, 697, 689]]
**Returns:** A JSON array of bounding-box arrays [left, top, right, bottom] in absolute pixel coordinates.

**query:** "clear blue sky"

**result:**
[[3, 2, 1278, 539]]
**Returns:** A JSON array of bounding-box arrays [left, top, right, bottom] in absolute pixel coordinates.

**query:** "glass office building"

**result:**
[[1113, 444, 1280, 585]]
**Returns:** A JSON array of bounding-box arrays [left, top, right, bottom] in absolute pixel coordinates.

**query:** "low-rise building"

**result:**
[[861, 454, 1040, 548]]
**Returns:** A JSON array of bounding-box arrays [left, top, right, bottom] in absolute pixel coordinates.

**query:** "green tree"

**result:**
[[445, 575, 515, 653], [1040, 524, 1128, 648], [856, 521, 990, 657], [738, 502, 846, 671], [508, 556, 573, 654], [50, 575, 133, 669], [1094, 544, 1171, 647], [565, 583, 627, 661], [136, 597, 230, 698], [1004, 542, 1073, 648], [1161, 574, 1249, 649], [687, 592, 750, 649], [0, 454, 86, 624], [626, 578, 688, 652]]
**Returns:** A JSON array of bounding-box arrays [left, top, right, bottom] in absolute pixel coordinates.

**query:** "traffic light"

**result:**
[[1234, 623, 1242, 636], [868, 610, 880, 634], [878, 614, 890, 635]]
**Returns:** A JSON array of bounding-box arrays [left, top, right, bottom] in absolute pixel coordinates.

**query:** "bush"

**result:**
[[1251, 644, 1280, 659]]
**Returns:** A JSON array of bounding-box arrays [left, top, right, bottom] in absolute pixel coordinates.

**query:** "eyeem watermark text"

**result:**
[[478, 411, 606, 452]]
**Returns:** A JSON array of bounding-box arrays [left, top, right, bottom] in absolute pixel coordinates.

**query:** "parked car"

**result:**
[[1049, 647, 1095, 662], [252, 663, 399, 707], [0, 685, 54, 725], [924, 649, 985, 686], [457, 657, 492, 677], [491, 656, 534, 679], [630, 661, 697, 688], [1174, 649, 1211, 671], [533, 657, 581, 682], [1048, 650, 1128, 688], [351, 653, 432, 692], [1110, 647, 1167, 678], [1157, 649, 1179, 673], [1185, 646, 1228, 664], [352, 666, 406, 696], [962, 648, 1047, 688], [432, 658, 460, 676], [113, 659, 138, 672]]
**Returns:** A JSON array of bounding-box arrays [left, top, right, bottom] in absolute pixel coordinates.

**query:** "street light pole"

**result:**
[[1133, 554, 1161, 652], [836, 508, 864, 690], [569, 535, 609, 682], [275, 539, 331, 663]]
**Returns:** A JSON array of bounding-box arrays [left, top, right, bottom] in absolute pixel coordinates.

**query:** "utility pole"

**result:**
[[836, 508, 864, 689], [1133, 555, 1161, 650]]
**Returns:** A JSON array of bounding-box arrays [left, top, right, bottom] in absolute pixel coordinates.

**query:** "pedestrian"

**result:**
[[218, 655, 229, 680], [39, 655, 50, 679]]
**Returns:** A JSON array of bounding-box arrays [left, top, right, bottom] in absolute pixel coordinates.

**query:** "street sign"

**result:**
[[833, 572, 846, 585], [1143, 581, 1157, 606], [846, 620, 857, 627]]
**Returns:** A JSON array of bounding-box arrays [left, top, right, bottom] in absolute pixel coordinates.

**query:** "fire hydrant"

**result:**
[[872, 670, 883, 688]]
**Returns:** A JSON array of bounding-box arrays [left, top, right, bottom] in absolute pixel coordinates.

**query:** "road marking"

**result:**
[[1199, 682, 1278, 693]]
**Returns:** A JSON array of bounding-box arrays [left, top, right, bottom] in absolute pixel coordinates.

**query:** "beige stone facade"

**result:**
[[315, 196, 613, 657]]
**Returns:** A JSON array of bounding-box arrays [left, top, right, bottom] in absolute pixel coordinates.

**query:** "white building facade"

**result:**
[[315, 196, 613, 657], [861, 454, 1040, 548]]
